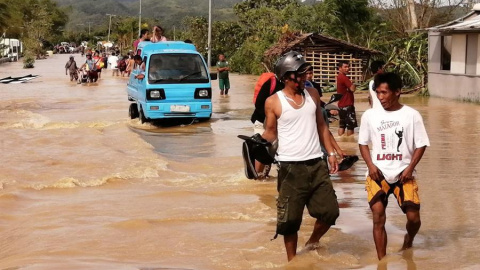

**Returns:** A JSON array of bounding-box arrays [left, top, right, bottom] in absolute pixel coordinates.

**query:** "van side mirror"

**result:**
[[210, 73, 217, 80]]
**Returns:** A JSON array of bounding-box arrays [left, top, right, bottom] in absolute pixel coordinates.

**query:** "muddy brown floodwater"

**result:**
[[0, 55, 479, 270]]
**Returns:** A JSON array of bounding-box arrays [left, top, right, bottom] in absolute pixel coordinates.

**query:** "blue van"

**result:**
[[127, 41, 216, 123]]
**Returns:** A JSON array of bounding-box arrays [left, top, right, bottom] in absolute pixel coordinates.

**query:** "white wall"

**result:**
[[428, 33, 441, 73], [466, 34, 478, 74], [429, 72, 480, 101], [476, 34, 480, 75], [451, 34, 466, 74]]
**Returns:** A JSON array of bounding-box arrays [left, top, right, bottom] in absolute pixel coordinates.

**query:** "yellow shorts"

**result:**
[[366, 176, 420, 213]]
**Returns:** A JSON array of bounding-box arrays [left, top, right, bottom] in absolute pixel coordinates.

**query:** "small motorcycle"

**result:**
[[323, 93, 342, 123]]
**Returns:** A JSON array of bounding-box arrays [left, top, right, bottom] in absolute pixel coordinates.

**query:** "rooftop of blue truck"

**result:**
[[137, 41, 197, 56]]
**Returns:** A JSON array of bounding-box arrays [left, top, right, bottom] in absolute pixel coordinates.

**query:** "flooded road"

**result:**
[[1, 55, 480, 270]]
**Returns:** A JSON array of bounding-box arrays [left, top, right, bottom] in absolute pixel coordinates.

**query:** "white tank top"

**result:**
[[276, 90, 324, 161]]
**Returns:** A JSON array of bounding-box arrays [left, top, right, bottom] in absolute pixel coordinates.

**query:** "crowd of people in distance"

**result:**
[[65, 25, 169, 83]]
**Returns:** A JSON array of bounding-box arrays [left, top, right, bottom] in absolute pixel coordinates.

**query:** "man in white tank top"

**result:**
[[261, 51, 340, 261]]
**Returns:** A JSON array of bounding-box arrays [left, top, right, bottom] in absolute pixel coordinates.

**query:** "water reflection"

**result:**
[[376, 249, 417, 270]]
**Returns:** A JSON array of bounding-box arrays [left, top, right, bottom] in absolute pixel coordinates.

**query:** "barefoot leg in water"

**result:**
[[284, 233, 298, 261], [305, 219, 330, 250], [401, 208, 421, 250], [371, 200, 387, 260]]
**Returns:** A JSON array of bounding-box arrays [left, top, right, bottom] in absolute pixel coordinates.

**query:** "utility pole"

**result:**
[[86, 22, 92, 36], [106, 14, 116, 42], [207, 0, 212, 68], [138, 0, 142, 37]]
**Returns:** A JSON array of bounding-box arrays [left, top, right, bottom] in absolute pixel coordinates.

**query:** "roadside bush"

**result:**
[[23, 53, 35, 68]]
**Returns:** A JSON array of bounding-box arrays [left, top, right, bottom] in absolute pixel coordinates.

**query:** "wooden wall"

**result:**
[[304, 49, 366, 89]]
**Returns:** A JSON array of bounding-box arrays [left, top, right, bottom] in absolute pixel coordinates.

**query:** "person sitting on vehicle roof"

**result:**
[[151, 26, 167, 43], [134, 29, 150, 52]]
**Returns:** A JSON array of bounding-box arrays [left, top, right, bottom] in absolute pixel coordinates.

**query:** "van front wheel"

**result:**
[[139, 106, 149, 124], [129, 103, 139, 119]]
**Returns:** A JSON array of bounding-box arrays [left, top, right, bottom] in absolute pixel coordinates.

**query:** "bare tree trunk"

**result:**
[[406, 0, 418, 30], [344, 25, 351, 43]]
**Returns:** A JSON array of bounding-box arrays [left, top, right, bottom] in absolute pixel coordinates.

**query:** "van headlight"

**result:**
[[150, 90, 161, 98], [194, 88, 211, 99], [146, 89, 165, 100], [199, 90, 209, 97]]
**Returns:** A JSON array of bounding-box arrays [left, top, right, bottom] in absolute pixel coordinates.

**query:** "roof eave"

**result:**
[[428, 10, 478, 31], [301, 33, 383, 55], [435, 28, 480, 34]]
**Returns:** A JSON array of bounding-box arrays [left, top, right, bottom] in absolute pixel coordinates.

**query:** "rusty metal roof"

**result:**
[[264, 32, 383, 58]]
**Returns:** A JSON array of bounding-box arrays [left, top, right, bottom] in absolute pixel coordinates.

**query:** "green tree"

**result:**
[[234, 0, 299, 15], [111, 16, 138, 53], [181, 16, 208, 56], [0, 0, 11, 34], [211, 21, 246, 60], [3, 0, 67, 56], [321, 0, 371, 43]]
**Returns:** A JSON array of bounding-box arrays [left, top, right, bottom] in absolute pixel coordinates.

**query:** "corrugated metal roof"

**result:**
[[430, 11, 480, 33]]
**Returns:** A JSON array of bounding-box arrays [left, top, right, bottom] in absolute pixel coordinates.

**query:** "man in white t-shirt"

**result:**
[[368, 60, 385, 109], [358, 72, 430, 260], [108, 52, 119, 77]]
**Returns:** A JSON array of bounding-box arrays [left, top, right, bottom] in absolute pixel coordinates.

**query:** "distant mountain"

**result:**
[[54, 0, 242, 32]]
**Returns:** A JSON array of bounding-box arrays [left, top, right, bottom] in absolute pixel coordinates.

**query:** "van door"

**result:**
[[127, 69, 139, 101]]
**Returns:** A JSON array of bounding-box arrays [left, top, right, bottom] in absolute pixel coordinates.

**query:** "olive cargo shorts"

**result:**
[[276, 158, 339, 236]]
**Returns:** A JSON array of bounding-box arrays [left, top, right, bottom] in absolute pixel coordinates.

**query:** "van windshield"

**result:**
[[148, 53, 209, 84]]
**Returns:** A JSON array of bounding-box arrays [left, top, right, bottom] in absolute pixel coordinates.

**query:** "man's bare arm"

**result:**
[[329, 132, 345, 159], [261, 96, 278, 143], [308, 88, 338, 173], [359, 144, 383, 181], [398, 146, 427, 183]]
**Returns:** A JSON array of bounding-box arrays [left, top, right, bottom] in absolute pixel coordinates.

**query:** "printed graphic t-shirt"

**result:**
[[337, 72, 354, 107], [358, 105, 430, 183], [217, 60, 229, 80]]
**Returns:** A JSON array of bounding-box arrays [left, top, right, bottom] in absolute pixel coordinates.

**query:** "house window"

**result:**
[[441, 35, 452, 71]]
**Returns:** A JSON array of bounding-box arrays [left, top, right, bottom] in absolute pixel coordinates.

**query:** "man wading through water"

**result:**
[[358, 72, 429, 260], [260, 51, 340, 261]]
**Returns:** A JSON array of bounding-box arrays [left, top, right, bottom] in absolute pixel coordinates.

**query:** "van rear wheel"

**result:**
[[129, 103, 139, 119]]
